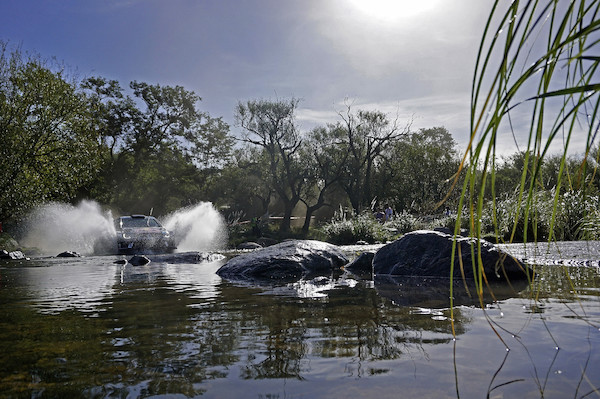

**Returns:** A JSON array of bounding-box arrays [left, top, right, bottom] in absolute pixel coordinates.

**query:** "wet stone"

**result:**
[[373, 230, 532, 281], [344, 251, 375, 278], [0, 250, 27, 260], [57, 251, 81, 258], [129, 255, 151, 266], [217, 239, 348, 283]]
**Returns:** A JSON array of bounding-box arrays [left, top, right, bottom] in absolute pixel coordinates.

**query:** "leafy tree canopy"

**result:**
[[0, 43, 101, 222]]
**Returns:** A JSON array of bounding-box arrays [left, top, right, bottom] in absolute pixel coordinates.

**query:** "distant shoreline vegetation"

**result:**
[[317, 187, 600, 246], [1, 37, 599, 246]]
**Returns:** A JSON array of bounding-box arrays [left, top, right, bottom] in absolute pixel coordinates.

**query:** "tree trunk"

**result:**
[[280, 204, 293, 232], [301, 206, 316, 234], [279, 196, 299, 233]]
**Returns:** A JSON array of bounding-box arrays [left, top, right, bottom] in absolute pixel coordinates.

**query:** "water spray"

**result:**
[[20, 201, 227, 255], [164, 202, 227, 252], [21, 201, 116, 256]]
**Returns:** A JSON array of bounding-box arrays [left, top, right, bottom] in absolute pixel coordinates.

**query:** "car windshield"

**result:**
[[117, 216, 163, 229], [119, 218, 145, 228]]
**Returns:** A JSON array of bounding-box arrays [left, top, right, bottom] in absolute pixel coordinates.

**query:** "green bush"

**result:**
[[385, 211, 421, 234], [555, 190, 600, 240], [481, 190, 553, 242], [481, 189, 600, 242], [320, 210, 391, 244]]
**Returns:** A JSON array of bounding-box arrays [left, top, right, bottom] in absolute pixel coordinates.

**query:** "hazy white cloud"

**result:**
[[0, 0, 523, 154], [297, 92, 472, 147]]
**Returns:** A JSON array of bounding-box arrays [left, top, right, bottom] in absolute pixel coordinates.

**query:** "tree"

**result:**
[[82, 78, 233, 215], [379, 127, 460, 213], [79, 76, 138, 204], [235, 98, 305, 232], [336, 104, 409, 213], [0, 43, 101, 222], [218, 146, 274, 218], [298, 124, 348, 233]]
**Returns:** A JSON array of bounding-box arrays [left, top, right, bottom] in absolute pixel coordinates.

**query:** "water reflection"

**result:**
[[375, 275, 531, 308], [18, 258, 118, 315], [0, 252, 598, 397]]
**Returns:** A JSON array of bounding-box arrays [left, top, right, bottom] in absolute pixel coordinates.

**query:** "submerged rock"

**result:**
[[344, 251, 375, 278], [129, 255, 151, 266], [217, 240, 348, 282], [374, 275, 530, 308], [237, 242, 263, 250], [57, 251, 81, 258], [373, 230, 532, 281]]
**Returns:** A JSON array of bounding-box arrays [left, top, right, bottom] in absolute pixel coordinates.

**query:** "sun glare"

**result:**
[[347, 0, 440, 22]]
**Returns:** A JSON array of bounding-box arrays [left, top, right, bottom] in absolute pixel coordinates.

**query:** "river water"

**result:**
[[0, 242, 598, 398]]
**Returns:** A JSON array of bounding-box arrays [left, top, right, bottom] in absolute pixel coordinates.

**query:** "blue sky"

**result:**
[[1, 0, 498, 151]]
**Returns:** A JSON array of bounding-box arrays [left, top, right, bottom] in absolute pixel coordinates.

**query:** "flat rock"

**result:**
[[217, 240, 348, 282], [152, 252, 225, 264], [373, 230, 532, 281]]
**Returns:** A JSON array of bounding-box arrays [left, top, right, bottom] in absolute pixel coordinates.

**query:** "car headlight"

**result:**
[[122, 232, 131, 239], [162, 231, 171, 238]]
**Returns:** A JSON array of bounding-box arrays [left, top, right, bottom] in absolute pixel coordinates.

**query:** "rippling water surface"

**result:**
[[0, 243, 599, 398]]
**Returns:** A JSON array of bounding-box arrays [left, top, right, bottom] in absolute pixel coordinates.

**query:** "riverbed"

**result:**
[[0, 242, 598, 398]]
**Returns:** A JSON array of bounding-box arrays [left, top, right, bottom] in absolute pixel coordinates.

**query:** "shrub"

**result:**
[[555, 190, 600, 240], [481, 188, 600, 242], [320, 209, 391, 244], [385, 210, 421, 234]]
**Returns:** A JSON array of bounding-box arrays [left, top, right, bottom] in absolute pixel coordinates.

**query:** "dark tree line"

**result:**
[[231, 98, 463, 232], [7, 41, 594, 235], [80, 77, 233, 215]]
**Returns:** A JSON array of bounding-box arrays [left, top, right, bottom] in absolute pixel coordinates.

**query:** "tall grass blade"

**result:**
[[451, 0, 600, 337]]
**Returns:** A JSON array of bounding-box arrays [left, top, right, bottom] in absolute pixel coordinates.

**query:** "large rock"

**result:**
[[217, 240, 348, 282], [0, 250, 27, 260], [373, 230, 531, 281], [0, 234, 20, 252]]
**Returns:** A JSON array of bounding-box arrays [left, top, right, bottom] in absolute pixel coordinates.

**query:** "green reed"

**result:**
[[451, 0, 600, 335]]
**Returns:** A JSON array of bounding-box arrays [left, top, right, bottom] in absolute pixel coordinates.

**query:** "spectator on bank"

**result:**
[[384, 205, 393, 222]]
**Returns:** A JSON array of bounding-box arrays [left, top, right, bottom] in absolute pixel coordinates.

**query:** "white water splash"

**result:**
[[21, 200, 116, 255], [21, 200, 226, 255], [164, 202, 227, 252]]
